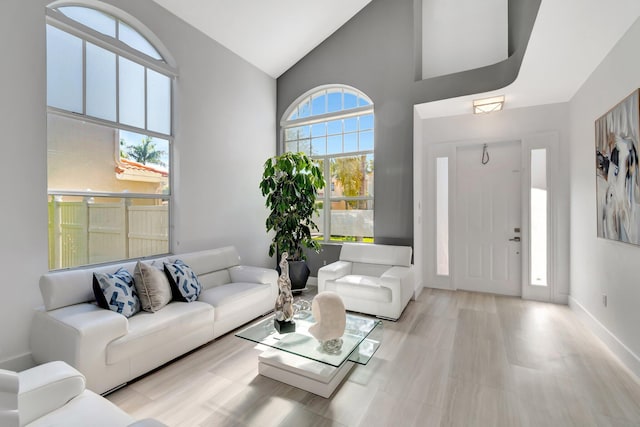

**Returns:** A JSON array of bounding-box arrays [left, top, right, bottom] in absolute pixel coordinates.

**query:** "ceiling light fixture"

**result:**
[[473, 95, 505, 114]]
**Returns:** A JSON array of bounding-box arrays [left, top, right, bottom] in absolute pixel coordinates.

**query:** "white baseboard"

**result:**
[[553, 294, 569, 305], [569, 296, 640, 381], [306, 276, 318, 286], [425, 283, 453, 290], [413, 283, 423, 299], [0, 352, 34, 371]]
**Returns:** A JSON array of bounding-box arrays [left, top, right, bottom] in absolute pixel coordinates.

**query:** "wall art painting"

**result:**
[[596, 89, 640, 245]]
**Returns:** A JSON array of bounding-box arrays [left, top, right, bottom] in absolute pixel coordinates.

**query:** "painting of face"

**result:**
[[595, 90, 640, 244]]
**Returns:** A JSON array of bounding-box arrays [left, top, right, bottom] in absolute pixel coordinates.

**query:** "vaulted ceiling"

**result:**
[[416, 0, 640, 118], [151, 0, 640, 117], [151, 0, 372, 78]]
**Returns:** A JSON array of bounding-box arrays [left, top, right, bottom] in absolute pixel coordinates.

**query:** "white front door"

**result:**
[[454, 141, 521, 296]]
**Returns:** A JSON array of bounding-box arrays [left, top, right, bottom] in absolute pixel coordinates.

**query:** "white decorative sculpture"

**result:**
[[309, 291, 346, 352], [274, 252, 295, 332]]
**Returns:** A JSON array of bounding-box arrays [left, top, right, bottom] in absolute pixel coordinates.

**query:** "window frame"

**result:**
[[281, 85, 374, 243], [46, 7, 176, 77], [46, 3, 175, 270]]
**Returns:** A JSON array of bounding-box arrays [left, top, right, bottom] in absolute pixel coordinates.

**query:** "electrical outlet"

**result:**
[[602, 294, 607, 307], [322, 260, 327, 266]]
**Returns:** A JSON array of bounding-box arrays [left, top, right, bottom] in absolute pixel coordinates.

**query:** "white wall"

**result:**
[[568, 17, 640, 377], [416, 103, 571, 303], [0, 0, 49, 370], [422, 0, 508, 79], [413, 108, 424, 297], [0, 0, 275, 368], [415, 16, 640, 378]]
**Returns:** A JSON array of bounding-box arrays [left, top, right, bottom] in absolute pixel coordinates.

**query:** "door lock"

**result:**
[[509, 236, 521, 242]]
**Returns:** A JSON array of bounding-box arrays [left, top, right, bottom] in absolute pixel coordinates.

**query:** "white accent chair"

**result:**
[[317, 243, 415, 320], [0, 361, 163, 427]]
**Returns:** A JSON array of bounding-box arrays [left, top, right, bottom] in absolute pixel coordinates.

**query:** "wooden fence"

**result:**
[[48, 199, 168, 270]]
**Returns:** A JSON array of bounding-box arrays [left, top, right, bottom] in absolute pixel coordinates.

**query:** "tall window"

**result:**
[[530, 148, 548, 286], [436, 157, 449, 276], [46, 4, 175, 269], [282, 86, 374, 242]]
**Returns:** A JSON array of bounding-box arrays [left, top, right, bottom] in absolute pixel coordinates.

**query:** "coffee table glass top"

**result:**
[[235, 311, 382, 367]]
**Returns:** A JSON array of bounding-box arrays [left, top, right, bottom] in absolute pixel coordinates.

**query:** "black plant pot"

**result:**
[[277, 260, 310, 292]]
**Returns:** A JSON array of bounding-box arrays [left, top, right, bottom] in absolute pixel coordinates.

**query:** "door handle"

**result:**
[[509, 237, 521, 242]]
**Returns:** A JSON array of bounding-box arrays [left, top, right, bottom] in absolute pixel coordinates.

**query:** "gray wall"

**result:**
[[0, 0, 275, 368], [278, 0, 540, 274]]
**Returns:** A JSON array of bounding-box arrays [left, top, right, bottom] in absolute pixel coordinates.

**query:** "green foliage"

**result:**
[[119, 138, 129, 159], [126, 136, 166, 166], [260, 152, 326, 261], [331, 156, 365, 198]]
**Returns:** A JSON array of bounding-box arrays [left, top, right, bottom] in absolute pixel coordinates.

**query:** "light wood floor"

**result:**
[[107, 289, 640, 426]]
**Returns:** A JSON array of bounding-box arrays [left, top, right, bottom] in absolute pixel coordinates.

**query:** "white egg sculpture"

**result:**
[[309, 291, 346, 352]]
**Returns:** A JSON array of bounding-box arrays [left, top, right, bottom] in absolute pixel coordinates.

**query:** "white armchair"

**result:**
[[318, 243, 415, 320], [0, 361, 164, 427]]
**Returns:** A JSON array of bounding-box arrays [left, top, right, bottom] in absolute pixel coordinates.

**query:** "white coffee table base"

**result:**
[[258, 348, 354, 398]]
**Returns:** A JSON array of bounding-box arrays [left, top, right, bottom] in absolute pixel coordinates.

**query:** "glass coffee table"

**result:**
[[236, 311, 382, 398]]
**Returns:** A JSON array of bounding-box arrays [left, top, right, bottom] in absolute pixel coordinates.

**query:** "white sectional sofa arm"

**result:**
[[380, 266, 415, 309], [3, 361, 151, 427], [229, 265, 278, 285], [0, 369, 19, 427], [317, 261, 353, 292], [380, 265, 413, 282], [229, 265, 279, 299], [30, 304, 128, 375], [18, 361, 85, 426]]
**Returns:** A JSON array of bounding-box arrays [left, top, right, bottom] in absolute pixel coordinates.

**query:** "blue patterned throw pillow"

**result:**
[[93, 268, 141, 318], [164, 259, 201, 302]]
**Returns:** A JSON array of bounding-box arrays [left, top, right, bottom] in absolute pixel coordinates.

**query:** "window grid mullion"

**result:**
[[324, 158, 331, 242], [116, 54, 120, 123], [48, 24, 173, 136], [144, 67, 148, 131], [324, 89, 328, 114], [282, 86, 374, 243], [47, 107, 172, 142], [329, 196, 374, 202], [46, 10, 176, 77], [48, 190, 169, 200], [46, 5, 173, 271], [82, 40, 87, 115], [282, 105, 373, 129]]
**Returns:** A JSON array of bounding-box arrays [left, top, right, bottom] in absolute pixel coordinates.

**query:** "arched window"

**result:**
[[282, 85, 374, 243], [46, 2, 175, 269]]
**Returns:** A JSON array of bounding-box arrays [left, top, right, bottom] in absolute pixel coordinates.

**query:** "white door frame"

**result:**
[[422, 132, 559, 302]]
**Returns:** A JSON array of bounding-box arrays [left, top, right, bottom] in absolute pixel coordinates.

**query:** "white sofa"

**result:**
[[30, 247, 278, 394], [0, 361, 165, 427], [317, 243, 415, 320]]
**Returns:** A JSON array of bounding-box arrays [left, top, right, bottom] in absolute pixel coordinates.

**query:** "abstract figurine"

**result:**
[[274, 252, 295, 333]]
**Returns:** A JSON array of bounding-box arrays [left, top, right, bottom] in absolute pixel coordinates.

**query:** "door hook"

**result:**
[[482, 144, 490, 165]]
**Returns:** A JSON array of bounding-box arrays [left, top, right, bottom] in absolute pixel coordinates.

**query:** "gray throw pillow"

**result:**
[[134, 261, 172, 312]]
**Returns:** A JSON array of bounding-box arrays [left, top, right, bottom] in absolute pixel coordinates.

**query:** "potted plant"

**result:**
[[260, 151, 326, 291]]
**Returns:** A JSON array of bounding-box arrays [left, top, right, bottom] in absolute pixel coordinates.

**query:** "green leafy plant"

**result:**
[[260, 152, 326, 261], [123, 136, 166, 166]]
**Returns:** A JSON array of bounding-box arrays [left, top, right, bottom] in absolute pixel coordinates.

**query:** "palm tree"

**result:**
[[126, 136, 166, 166], [119, 138, 130, 159], [331, 156, 364, 199]]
